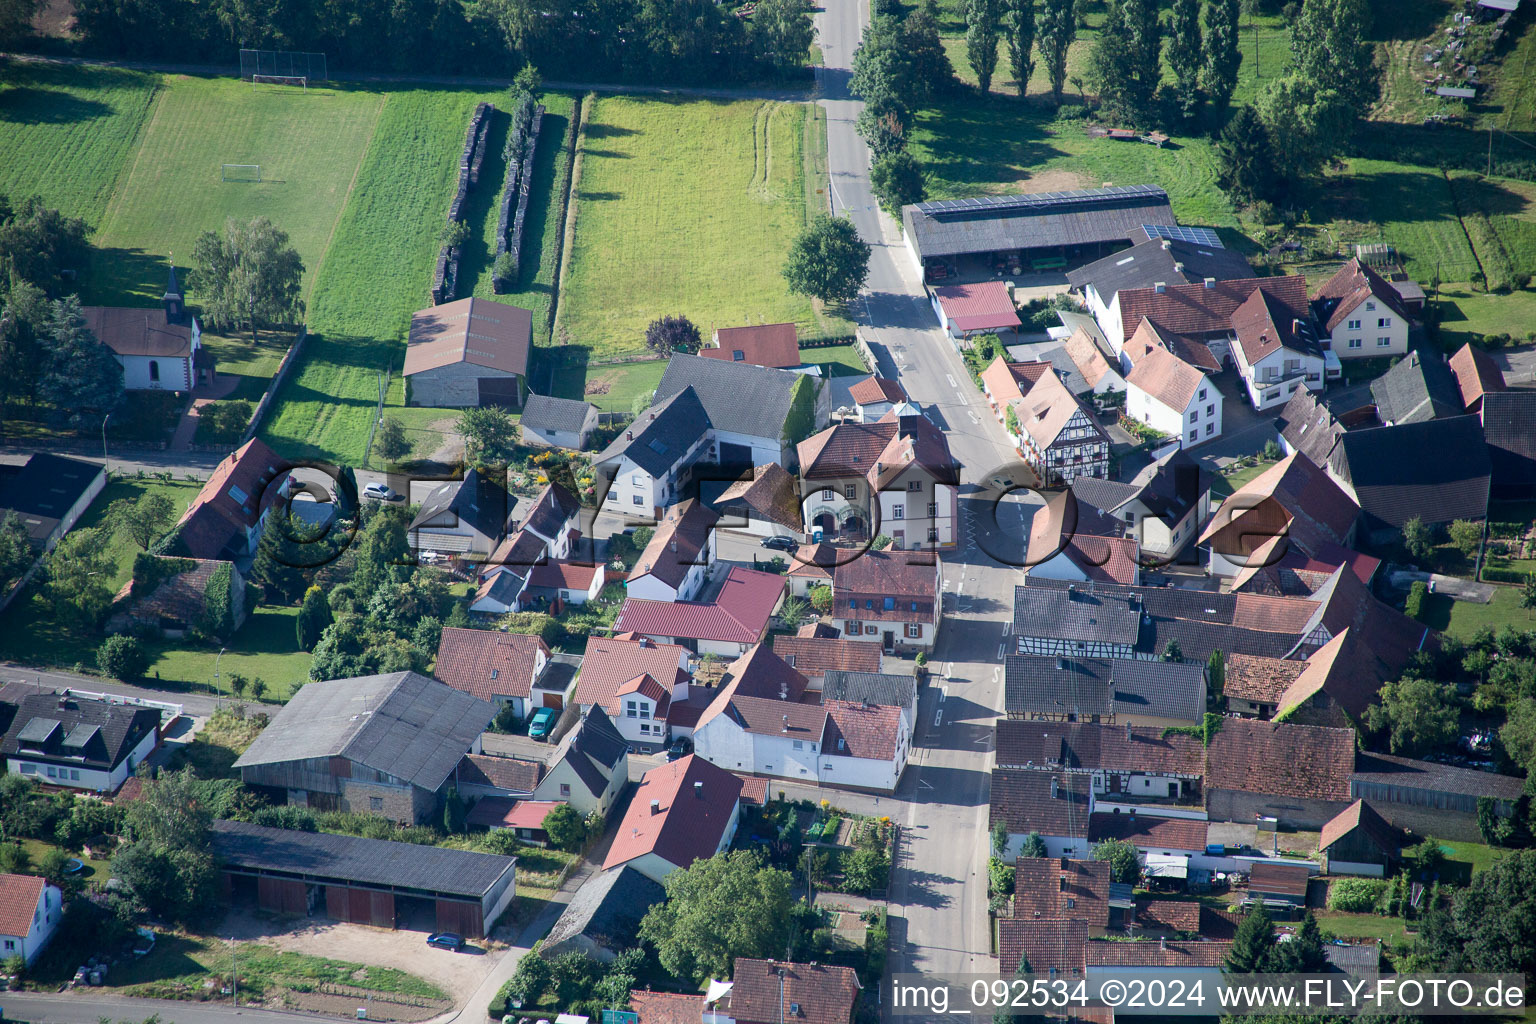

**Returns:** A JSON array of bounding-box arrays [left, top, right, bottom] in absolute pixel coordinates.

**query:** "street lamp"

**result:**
[[101, 412, 112, 469], [213, 646, 227, 704]]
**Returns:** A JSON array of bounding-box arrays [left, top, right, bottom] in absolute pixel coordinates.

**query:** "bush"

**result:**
[[1405, 580, 1428, 620], [195, 400, 254, 444], [1327, 877, 1388, 913], [97, 635, 148, 681]]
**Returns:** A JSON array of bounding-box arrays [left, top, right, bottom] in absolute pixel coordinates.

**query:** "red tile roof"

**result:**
[[1084, 940, 1233, 967], [990, 770, 1092, 838], [1205, 718, 1355, 802], [695, 644, 822, 738], [1198, 452, 1360, 560], [175, 439, 291, 558], [933, 281, 1022, 333], [405, 296, 532, 377], [730, 958, 861, 1024], [615, 567, 785, 644], [465, 797, 564, 830], [1063, 327, 1119, 388], [433, 627, 549, 701], [822, 699, 903, 760], [629, 990, 705, 1024], [1312, 259, 1415, 333], [995, 721, 1206, 776], [1248, 861, 1310, 898], [1126, 345, 1205, 412], [1135, 899, 1201, 933], [0, 872, 44, 937], [787, 543, 837, 580], [575, 637, 690, 717], [1223, 654, 1306, 705], [703, 323, 801, 368], [1088, 812, 1207, 851], [456, 753, 544, 792], [604, 754, 743, 872], [797, 416, 957, 488], [1230, 284, 1312, 365], [526, 560, 602, 591], [981, 356, 1053, 406], [1448, 342, 1506, 410], [1119, 275, 1309, 342], [769, 635, 884, 676], [848, 376, 907, 406], [832, 551, 939, 623], [81, 305, 194, 358], [997, 918, 1090, 976], [1013, 858, 1112, 924], [633, 499, 719, 590], [717, 463, 803, 532]]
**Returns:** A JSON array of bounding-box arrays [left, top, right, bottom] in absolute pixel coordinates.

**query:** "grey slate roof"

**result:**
[[0, 692, 160, 772], [1012, 585, 1142, 646], [522, 394, 596, 435], [903, 185, 1174, 260], [233, 671, 494, 793], [1009, 344, 1090, 396], [0, 454, 105, 547], [1004, 654, 1206, 724], [548, 706, 628, 799], [1351, 752, 1524, 802], [654, 354, 820, 444], [1370, 351, 1463, 426], [1275, 389, 1346, 468], [592, 386, 708, 477], [211, 819, 515, 898], [409, 468, 514, 540], [1071, 476, 1140, 515], [1066, 236, 1254, 302], [1329, 416, 1491, 530], [821, 671, 918, 716], [542, 865, 665, 954], [1481, 390, 1536, 495]]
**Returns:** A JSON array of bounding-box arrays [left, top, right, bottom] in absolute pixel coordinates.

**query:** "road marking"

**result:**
[[967, 410, 980, 424], [919, 779, 935, 791], [997, 642, 1006, 660], [946, 374, 957, 388]]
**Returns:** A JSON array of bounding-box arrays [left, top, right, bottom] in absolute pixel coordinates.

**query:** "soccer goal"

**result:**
[[239, 49, 328, 83], [252, 74, 307, 90], [221, 164, 262, 183]]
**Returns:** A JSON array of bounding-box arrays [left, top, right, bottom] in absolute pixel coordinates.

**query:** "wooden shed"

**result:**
[[1318, 799, 1404, 878]]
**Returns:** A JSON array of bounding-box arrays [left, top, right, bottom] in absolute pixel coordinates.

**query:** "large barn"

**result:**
[[404, 296, 532, 408], [212, 820, 517, 938], [902, 185, 1176, 283]]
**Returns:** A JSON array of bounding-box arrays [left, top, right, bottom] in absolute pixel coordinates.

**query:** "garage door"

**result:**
[[478, 377, 521, 408]]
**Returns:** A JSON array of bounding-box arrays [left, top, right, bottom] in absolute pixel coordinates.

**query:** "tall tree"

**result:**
[[1419, 848, 1536, 975], [0, 509, 31, 587], [1165, 0, 1203, 120], [0, 279, 50, 406], [39, 296, 123, 431], [1215, 106, 1278, 204], [0, 0, 41, 47], [296, 584, 334, 651], [1088, 0, 1161, 121], [0, 196, 89, 297], [108, 492, 175, 551], [1364, 673, 1460, 756], [644, 314, 702, 356], [750, 0, 815, 75], [1225, 904, 1277, 973], [113, 768, 219, 923], [1289, 0, 1376, 112], [638, 851, 796, 984], [965, 0, 1001, 95], [783, 215, 871, 305], [870, 150, 927, 214], [188, 216, 305, 344], [456, 406, 518, 466], [1255, 76, 1352, 195], [902, 8, 955, 103], [1002, 0, 1036, 95], [850, 15, 919, 151], [1035, 0, 1076, 104], [1201, 0, 1241, 114]]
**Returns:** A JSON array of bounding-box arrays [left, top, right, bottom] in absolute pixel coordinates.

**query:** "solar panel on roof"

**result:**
[[917, 184, 1169, 220], [1141, 224, 1224, 247]]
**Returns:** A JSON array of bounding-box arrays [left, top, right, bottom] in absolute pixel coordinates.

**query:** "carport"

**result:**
[[213, 820, 517, 939]]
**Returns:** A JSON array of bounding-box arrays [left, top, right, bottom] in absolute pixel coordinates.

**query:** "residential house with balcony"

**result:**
[[832, 550, 942, 653], [1105, 275, 1312, 375], [1228, 284, 1326, 411], [432, 627, 552, 720], [626, 499, 719, 602], [1072, 448, 1212, 566], [1, 693, 162, 794], [592, 388, 713, 521], [981, 356, 1110, 485], [1125, 347, 1221, 449], [1311, 258, 1417, 363], [796, 413, 958, 549], [572, 636, 692, 753], [1068, 235, 1255, 335], [409, 468, 516, 561]]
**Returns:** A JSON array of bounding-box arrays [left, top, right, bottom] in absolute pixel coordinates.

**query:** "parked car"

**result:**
[[426, 932, 465, 952], [529, 707, 557, 740], [761, 535, 798, 551], [363, 482, 399, 501], [667, 736, 694, 762]]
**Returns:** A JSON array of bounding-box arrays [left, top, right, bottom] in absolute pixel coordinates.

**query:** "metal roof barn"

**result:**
[[903, 185, 1175, 262]]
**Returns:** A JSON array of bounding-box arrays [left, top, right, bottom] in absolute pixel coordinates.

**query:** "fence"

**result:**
[[854, 332, 879, 373], [238, 49, 328, 82], [242, 326, 309, 445]]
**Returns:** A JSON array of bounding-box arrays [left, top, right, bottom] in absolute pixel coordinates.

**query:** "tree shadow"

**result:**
[[0, 87, 113, 125], [1459, 176, 1533, 218], [890, 865, 956, 910], [577, 190, 623, 201], [912, 99, 1068, 192], [107, 933, 211, 986], [583, 121, 641, 139], [1369, 0, 1449, 41], [581, 149, 633, 160]]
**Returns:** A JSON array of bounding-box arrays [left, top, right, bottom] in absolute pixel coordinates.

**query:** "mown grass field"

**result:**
[[0, 62, 159, 229], [557, 96, 821, 360], [90, 77, 384, 306], [147, 605, 312, 699], [261, 86, 502, 463]]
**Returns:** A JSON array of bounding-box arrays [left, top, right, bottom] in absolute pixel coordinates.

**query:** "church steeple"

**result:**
[[163, 258, 184, 324]]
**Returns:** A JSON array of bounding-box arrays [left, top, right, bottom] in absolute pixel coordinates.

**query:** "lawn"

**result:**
[[18, 837, 110, 878], [1420, 586, 1536, 637], [0, 477, 202, 669], [550, 358, 668, 414], [1315, 911, 1412, 944], [147, 605, 313, 700], [261, 85, 503, 464], [0, 62, 160, 229], [199, 329, 293, 402], [91, 76, 385, 306], [800, 343, 869, 377], [556, 96, 823, 360], [1209, 457, 1279, 500]]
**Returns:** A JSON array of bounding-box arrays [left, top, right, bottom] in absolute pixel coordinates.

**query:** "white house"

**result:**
[[2, 693, 161, 794], [990, 769, 1095, 860], [1311, 258, 1416, 363], [0, 874, 62, 966], [520, 394, 600, 450], [532, 708, 630, 817], [625, 499, 718, 603], [691, 645, 912, 793], [1071, 448, 1213, 567], [573, 636, 693, 755], [1124, 347, 1222, 448], [82, 267, 202, 392], [602, 755, 743, 882], [409, 469, 516, 559], [513, 482, 582, 561], [592, 388, 714, 521], [1228, 287, 1326, 412]]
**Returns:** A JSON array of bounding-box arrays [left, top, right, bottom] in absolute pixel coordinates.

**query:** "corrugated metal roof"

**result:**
[[905, 186, 1173, 260]]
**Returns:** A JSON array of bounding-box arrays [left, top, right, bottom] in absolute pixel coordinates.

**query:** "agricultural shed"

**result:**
[[212, 820, 516, 938]]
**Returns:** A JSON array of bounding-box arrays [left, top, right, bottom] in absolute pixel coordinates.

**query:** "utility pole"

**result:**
[[231, 937, 238, 1007]]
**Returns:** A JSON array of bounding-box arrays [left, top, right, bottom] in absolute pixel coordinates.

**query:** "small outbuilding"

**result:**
[[521, 394, 600, 450], [930, 281, 1022, 338], [540, 865, 666, 963], [1247, 861, 1311, 912], [1318, 799, 1404, 878], [404, 296, 532, 408], [212, 819, 516, 938]]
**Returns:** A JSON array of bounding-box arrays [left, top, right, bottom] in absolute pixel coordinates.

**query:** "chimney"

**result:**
[[1056, 656, 1067, 671], [1160, 936, 1167, 951], [1153, 282, 1166, 294], [1292, 318, 1305, 335], [1060, 874, 1068, 892], [1051, 777, 1059, 799], [650, 799, 661, 815], [694, 781, 703, 799], [783, 714, 790, 732], [627, 430, 634, 440], [670, 539, 678, 553], [1067, 584, 1077, 601], [1161, 239, 1172, 250], [1204, 277, 1216, 289], [1173, 262, 1185, 274], [1126, 722, 1133, 742], [780, 681, 789, 701]]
